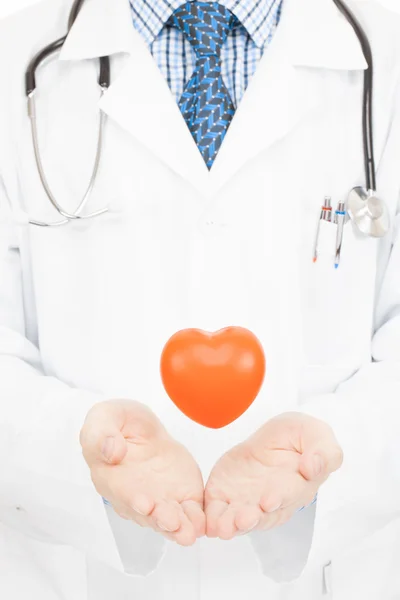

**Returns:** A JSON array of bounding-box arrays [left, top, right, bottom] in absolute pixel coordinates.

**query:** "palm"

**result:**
[[85, 401, 206, 546], [207, 444, 303, 503], [116, 437, 204, 506], [204, 412, 343, 540], [205, 442, 315, 539]]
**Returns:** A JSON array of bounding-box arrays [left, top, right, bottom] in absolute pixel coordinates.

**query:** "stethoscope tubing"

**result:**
[[27, 89, 108, 227], [24, 0, 377, 227], [25, 0, 110, 227], [331, 0, 376, 193]]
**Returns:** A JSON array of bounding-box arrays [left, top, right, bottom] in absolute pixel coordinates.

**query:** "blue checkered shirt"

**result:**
[[129, 0, 283, 108]]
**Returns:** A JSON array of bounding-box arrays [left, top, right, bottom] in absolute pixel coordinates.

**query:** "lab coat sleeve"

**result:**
[[249, 83, 400, 583], [0, 188, 166, 577]]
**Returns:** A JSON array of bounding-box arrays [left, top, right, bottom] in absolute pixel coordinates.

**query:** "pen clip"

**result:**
[[334, 201, 347, 268], [313, 196, 333, 263]]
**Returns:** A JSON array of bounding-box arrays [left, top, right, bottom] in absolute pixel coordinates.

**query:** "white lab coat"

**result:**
[[0, 0, 400, 598]]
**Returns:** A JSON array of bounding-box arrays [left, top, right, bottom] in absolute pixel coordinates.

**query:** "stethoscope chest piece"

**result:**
[[347, 186, 390, 238]]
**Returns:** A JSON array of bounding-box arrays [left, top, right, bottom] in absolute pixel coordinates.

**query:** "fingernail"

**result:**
[[243, 519, 260, 533], [267, 503, 282, 513], [157, 522, 175, 532], [101, 437, 115, 462], [131, 504, 148, 516], [313, 455, 323, 477], [131, 493, 152, 516]]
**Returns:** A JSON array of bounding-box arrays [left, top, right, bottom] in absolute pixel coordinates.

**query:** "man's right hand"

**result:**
[[80, 400, 205, 546]]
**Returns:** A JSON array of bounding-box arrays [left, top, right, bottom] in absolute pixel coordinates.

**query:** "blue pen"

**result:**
[[334, 202, 346, 268]]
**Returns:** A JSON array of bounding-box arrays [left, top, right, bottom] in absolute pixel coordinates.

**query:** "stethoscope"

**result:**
[[25, 0, 390, 237]]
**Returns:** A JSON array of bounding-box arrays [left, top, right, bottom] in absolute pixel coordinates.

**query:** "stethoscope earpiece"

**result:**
[[347, 186, 390, 238]]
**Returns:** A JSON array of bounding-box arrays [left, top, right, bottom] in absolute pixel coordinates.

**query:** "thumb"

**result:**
[[80, 401, 129, 466], [100, 431, 128, 465], [299, 446, 343, 482], [298, 422, 344, 482]]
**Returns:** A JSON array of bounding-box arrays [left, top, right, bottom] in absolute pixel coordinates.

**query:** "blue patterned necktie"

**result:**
[[168, 2, 238, 169]]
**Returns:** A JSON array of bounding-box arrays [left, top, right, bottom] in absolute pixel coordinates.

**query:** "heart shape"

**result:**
[[160, 327, 266, 429]]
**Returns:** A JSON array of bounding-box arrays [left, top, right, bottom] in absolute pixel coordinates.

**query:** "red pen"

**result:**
[[313, 196, 332, 263]]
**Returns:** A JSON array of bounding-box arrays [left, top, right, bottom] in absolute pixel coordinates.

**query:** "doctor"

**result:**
[[0, 0, 400, 598]]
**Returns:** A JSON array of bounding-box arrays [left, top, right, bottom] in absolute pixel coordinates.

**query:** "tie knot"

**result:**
[[168, 2, 237, 58]]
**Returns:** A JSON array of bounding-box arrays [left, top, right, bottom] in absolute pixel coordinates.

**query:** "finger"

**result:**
[[80, 402, 128, 466], [101, 433, 128, 465], [172, 511, 197, 547], [102, 477, 155, 520], [205, 500, 229, 538], [105, 500, 131, 521], [181, 500, 206, 538], [102, 497, 156, 531], [299, 445, 343, 482], [151, 500, 181, 533], [258, 505, 294, 531], [291, 415, 343, 482], [83, 426, 128, 466], [130, 492, 155, 517], [216, 505, 238, 540], [157, 531, 178, 542], [234, 505, 263, 533]]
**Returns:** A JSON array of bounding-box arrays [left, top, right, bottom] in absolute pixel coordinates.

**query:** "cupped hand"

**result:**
[[205, 412, 343, 540], [80, 400, 205, 546]]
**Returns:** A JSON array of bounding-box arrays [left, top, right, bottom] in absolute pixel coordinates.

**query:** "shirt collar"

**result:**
[[59, 0, 367, 71], [225, 0, 283, 49], [129, 0, 283, 49]]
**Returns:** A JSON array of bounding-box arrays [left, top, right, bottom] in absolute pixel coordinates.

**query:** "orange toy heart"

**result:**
[[160, 327, 266, 429]]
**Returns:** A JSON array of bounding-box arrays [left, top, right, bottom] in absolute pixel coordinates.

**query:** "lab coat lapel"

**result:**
[[60, 0, 211, 197], [98, 37, 211, 198], [208, 39, 320, 193], [208, 0, 368, 193]]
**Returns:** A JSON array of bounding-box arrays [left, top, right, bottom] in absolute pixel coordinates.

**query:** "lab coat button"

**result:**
[[199, 219, 228, 237]]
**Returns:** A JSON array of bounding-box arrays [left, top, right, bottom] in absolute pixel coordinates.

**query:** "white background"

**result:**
[[0, 0, 399, 19]]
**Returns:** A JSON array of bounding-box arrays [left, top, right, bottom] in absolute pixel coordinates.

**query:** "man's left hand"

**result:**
[[204, 412, 343, 540]]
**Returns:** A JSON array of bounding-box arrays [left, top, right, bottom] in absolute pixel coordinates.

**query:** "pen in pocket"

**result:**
[[334, 201, 347, 269], [313, 196, 332, 263]]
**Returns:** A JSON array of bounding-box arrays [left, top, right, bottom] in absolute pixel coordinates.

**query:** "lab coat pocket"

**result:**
[[302, 218, 377, 366]]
